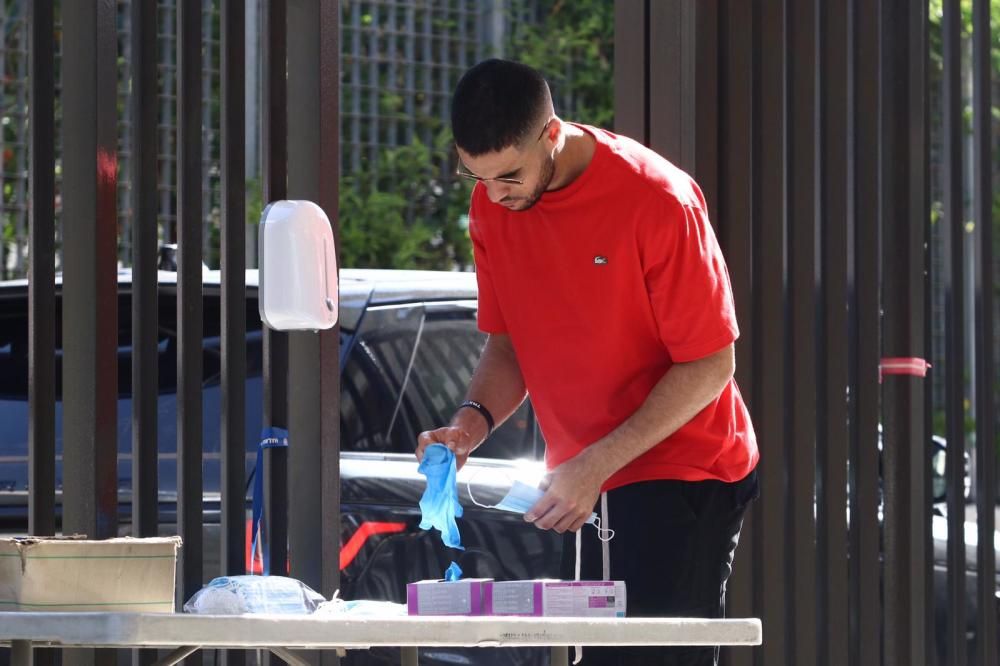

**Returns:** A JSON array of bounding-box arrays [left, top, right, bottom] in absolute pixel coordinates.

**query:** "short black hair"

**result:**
[[451, 59, 552, 156]]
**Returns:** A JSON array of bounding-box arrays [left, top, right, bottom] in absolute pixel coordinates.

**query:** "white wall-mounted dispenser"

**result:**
[[258, 200, 338, 331]]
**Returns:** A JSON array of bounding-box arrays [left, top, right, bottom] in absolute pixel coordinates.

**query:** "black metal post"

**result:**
[[220, 1, 248, 663], [788, 1, 819, 663], [754, 2, 789, 665], [27, 0, 55, 540], [177, 0, 204, 609], [880, 1, 930, 664], [261, 0, 289, 583], [613, 0, 648, 145], [60, 3, 119, 664], [286, 8, 342, 666], [971, 0, 997, 663], [818, 2, 851, 665], [131, 0, 160, 543], [717, 3, 755, 664], [941, 1, 967, 663]]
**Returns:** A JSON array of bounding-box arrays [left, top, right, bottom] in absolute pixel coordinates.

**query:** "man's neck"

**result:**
[[548, 123, 596, 191]]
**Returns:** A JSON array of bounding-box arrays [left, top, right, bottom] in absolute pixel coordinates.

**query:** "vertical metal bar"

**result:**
[[754, 1, 788, 665], [818, 1, 850, 664], [613, 0, 647, 144], [261, 0, 288, 589], [880, 1, 930, 664], [132, 0, 160, 542], [941, 0, 967, 664], [221, 0, 247, 663], [788, 1, 818, 664], [119, 6, 134, 269], [850, 1, 882, 664], [14, 25, 28, 276], [436, 4, 448, 130], [262, 0, 288, 431], [60, 3, 119, 663], [12, 641, 33, 666], [221, 0, 247, 581], [647, 1, 683, 164], [404, 3, 415, 146], [717, 1, 755, 664], [177, 0, 204, 609], [387, 2, 397, 146], [286, 8, 341, 661], [400, 648, 418, 666], [368, 2, 379, 168], [350, 0, 362, 173], [28, 0, 56, 539], [694, 1, 719, 223], [202, 2, 215, 267], [971, 0, 997, 663], [161, 1, 177, 244], [60, 0, 119, 543], [421, 6, 433, 150], [131, 0, 162, 652]]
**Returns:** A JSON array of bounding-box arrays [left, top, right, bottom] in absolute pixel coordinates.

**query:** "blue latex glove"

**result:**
[[444, 561, 463, 581], [418, 443, 464, 550]]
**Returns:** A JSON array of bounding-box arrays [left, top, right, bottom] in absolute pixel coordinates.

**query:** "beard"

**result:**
[[502, 153, 555, 211]]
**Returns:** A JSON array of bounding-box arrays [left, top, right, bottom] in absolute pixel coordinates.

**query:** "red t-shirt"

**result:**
[[469, 124, 758, 490]]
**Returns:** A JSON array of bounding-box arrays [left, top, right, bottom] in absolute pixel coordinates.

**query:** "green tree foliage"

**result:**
[[335, 0, 615, 270], [506, 0, 615, 128], [339, 130, 474, 271]]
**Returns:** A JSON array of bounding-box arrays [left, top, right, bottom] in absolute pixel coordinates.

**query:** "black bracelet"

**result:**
[[459, 399, 494, 437]]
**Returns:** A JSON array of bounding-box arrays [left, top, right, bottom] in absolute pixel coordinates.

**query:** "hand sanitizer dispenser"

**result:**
[[258, 200, 338, 331]]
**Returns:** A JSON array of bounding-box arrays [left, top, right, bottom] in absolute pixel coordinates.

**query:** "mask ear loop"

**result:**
[[465, 467, 512, 510], [592, 516, 615, 542]]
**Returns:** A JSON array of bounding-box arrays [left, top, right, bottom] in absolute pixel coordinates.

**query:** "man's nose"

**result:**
[[484, 180, 510, 203]]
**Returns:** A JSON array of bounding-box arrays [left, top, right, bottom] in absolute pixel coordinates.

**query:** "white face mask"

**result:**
[[469, 478, 614, 541]]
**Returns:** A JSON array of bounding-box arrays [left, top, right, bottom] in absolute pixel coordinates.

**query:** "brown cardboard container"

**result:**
[[0, 536, 181, 612]]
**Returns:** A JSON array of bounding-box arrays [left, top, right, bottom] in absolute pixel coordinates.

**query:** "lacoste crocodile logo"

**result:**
[[594, 256, 608, 265]]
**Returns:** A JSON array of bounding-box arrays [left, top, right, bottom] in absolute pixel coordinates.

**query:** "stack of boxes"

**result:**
[[407, 579, 626, 617]]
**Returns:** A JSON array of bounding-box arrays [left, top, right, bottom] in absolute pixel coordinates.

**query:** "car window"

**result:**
[[339, 302, 542, 461]]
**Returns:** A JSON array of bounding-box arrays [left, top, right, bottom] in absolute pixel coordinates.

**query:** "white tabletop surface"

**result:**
[[0, 612, 762, 649]]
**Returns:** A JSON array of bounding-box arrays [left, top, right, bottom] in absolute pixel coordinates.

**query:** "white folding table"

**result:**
[[0, 612, 762, 666]]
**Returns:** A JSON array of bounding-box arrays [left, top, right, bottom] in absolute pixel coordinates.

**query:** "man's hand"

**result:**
[[416, 412, 487, 470], [524, 448, 610, 534]]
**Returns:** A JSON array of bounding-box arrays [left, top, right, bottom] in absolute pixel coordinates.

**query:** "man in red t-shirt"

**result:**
[[416, 59, 759, 666]]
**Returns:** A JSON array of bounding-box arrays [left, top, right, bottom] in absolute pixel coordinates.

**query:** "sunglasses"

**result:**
[[455, 119, 552, 185]]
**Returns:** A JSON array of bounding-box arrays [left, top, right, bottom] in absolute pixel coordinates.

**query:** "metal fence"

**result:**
[[10, 1, 1000, 666], [614, 1, 997, 665], [0, 0, 527, 280], [23, 1, 340, 665]]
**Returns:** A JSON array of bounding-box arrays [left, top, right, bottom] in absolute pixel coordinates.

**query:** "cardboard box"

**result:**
[[0, 536, 181, 612], [406, 578, 491, 616], [484, 580, 627, 617]]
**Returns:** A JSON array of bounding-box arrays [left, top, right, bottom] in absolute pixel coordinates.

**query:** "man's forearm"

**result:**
[[451, 333, 528, 443], [581, 344, 736, 483]]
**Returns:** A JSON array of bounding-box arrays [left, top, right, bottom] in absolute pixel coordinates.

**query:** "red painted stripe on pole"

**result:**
[[879, 357, 931, 383]]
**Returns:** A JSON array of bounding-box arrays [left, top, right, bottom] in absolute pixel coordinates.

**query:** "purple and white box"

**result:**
[[406, 578, 491, 616], [484, 580, 626, 617]]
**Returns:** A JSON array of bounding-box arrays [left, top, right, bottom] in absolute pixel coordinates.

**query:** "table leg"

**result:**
[[269, 647, 312, 666], [151, 645, 200, 666], [550, 646, 569, 666], [11, 640, 32, 666], [400, 646, 418, 666]]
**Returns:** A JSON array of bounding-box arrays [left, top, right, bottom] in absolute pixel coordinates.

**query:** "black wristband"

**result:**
[[459, 399, 494, 437]]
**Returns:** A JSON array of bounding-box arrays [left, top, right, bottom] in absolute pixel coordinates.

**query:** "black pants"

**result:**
[[559, 468, 759, 666]]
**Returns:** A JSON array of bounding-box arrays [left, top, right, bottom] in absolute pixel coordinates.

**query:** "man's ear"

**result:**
[[548, 118, 561, 141]]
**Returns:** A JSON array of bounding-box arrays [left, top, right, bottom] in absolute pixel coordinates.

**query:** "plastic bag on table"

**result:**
[[183, 575, 325, 614]]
